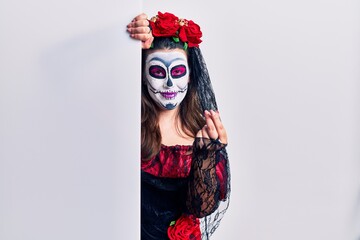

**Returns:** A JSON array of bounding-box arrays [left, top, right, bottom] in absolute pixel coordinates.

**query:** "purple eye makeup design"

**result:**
[[149, 65, 166, 79], [170, 65, 187, 78]]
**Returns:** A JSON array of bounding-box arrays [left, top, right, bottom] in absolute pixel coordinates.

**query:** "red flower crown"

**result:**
[[149, 11, 202, 49]]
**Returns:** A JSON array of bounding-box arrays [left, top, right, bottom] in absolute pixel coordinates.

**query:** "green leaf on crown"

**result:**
[[172, 37, 180, 43]]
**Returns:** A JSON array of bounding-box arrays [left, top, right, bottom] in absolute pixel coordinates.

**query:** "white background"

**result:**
[[1, 0, 359, 239], [144, 1, 360, 239]]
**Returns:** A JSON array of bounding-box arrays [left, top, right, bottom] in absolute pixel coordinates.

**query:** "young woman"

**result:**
[[127, 12, 231, 240]]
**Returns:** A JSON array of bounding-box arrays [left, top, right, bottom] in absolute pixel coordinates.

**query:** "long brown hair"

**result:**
[[141, 38, 205, 160]]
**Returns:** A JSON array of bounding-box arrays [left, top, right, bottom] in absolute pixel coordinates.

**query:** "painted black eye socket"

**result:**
[[170, 64, 187, 79], [149, 65, 166, 79]]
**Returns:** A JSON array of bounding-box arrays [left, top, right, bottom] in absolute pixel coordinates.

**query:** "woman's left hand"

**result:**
[[126, 13, 154, 49], [196, 110, 228, 144]]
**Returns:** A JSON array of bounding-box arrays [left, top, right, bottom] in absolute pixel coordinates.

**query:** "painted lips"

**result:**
[[160, 91, 177, 99]]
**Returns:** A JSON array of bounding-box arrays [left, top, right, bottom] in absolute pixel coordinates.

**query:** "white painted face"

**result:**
[[145, 50, 189, 110]]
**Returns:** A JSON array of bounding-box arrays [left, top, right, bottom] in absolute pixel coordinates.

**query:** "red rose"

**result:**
[[150, 12, 179, 37], [180, 20, 202, 47], [178, 26, 188, 43], [167, 214, 201, 240]]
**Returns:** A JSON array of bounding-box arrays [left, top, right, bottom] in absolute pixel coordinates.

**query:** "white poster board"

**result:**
[[0, 1, 141, 239]]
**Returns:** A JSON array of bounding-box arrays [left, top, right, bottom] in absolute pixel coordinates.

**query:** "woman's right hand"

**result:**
[[126, 13, 154, 49]]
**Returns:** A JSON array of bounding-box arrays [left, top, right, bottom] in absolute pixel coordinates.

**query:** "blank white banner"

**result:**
[[0, 1, 141, 239]]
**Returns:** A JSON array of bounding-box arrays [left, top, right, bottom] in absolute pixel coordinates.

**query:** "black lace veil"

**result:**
[[188, 47, 230, 239], [187, 47, 218, 112]]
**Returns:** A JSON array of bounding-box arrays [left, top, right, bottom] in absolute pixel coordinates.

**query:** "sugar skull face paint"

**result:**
[[145, 50, 189, 110]]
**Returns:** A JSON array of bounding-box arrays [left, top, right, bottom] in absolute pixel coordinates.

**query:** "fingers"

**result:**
[[127, 26, 150, 35], [127, 20, 150, 31], [130, 32, 152, 41], [127, 13, 149, 27], [201, 110, 228, 144], [201, 126, 210, 139], [204, 110, 218, 140], [209, 110, 227, 144], [132, 13, 148, 22], [127, 31, 153, 48], [127, 21, 151, 38], [127, 13, 153, 49], [196, 125, 211, 144]]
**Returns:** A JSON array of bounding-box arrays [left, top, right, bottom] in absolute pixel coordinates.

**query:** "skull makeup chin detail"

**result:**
[[145, 50, 189, 110]]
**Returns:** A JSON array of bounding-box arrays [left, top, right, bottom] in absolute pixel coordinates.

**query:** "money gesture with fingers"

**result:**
[[196, 110, 228, 145]]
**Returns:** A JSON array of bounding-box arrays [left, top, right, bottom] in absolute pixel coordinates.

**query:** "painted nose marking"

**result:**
[[166, 78, 173, 87]]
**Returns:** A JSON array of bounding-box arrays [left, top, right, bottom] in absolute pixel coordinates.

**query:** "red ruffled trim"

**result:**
[[141, 144, 193, 178], [141, 142, 228, 199]]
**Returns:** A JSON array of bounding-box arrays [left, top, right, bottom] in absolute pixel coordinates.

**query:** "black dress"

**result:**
[[141, 138, 230, 240]]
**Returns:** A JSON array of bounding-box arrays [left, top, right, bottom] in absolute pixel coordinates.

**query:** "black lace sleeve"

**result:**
[[186, 137, 231, 238]]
